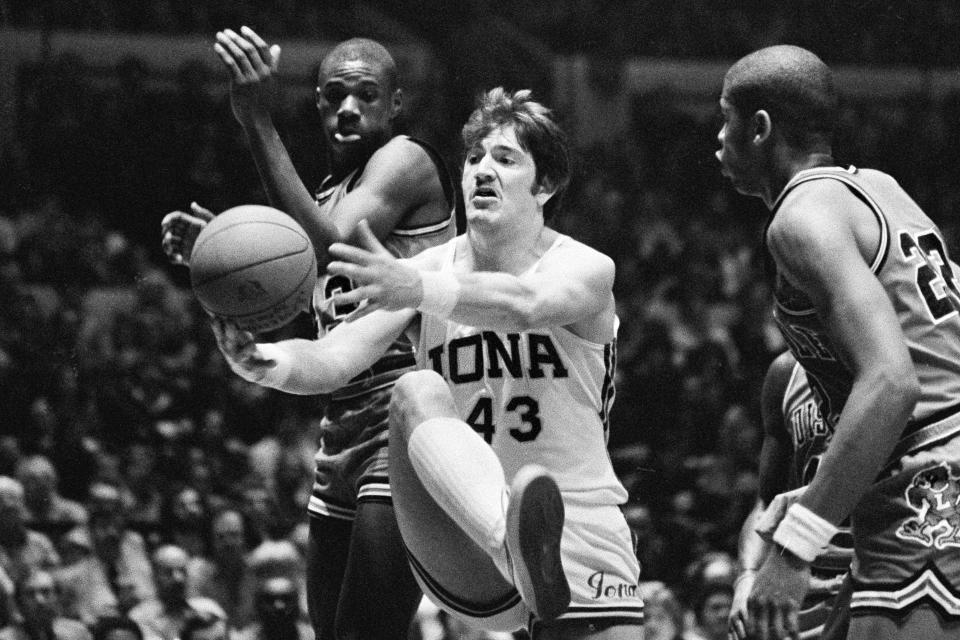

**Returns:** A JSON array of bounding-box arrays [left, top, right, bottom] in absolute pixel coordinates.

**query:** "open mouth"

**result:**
[[472, 185, 498, 201]]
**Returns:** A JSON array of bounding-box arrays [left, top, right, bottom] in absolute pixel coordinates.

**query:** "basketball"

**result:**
[[190, 204, 317, 333]]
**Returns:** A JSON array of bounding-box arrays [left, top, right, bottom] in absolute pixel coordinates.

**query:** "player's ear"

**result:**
[[390, 88, 403, 120], [752, 110, 772, 144], [534, 182, 557, 208]]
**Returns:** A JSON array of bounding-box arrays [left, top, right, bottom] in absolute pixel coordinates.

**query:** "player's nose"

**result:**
[[338, 94, 361, 116]]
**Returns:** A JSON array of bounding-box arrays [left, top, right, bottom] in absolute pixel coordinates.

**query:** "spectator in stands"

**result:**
[[56, 482, 154, 626], [186, 508, 256, 629], [638, 582, 684, 640], [0, 568, 91, 640], [120, 444, 162, 535], [234, 576, 312, 640], [15, 456, 88, 545], [0, 478, 60, 591], [682, 553, 736, 640], [90, 615, 144, 640], [159, 487, 209, 560], [128, 545, 225, 640], [179, 610, 229, 640]]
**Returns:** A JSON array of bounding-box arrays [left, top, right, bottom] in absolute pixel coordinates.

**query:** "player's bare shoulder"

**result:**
[[540, 231, 616, 289], [769, 177, 879, 270], [361, 136, 442, 190]]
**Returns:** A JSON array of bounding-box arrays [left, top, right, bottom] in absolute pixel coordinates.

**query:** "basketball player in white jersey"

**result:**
[[717, 45, 960, 639], [729, 350, 851, 640], [161, 29, 457, 640], [210, 88, 644, 639]]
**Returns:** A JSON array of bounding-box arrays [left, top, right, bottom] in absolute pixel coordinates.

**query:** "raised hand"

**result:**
[[213, 26, 282, 127], [160, 202, 215, 266]]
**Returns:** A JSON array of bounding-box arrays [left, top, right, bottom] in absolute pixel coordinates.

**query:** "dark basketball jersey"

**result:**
[[312, 136, 457, 401], [771, 166, 960, 454]]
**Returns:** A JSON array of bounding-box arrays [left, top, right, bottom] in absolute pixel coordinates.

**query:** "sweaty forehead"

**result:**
[[321, 58, 385, 85], [479, 124, 522, 151]]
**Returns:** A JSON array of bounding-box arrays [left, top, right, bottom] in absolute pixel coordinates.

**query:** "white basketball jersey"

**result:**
[[416, 236, 627, 507]]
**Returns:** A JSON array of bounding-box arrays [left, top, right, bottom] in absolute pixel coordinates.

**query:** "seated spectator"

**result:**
[[56, 482, 154, 625], [0, 477, 60, 589], [16, 454, 88, 544], [159, 487, 209, 560], [638, 582, 684, 640], [233, 576, 312, 640], [180, 610, 229, 640], [128, 545, 225, 640], [119, 444, 162, 535], [0, 568, 91, 640], [90, 615, 144, 640], [682, 553, 735, 640], [246, 540, 307, 623], [186, 508, 256, 628], [0, 565, 14, 629]]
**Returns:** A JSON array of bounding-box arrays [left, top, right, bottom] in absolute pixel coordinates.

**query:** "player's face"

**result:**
[[316, 59, 399, 168], [716, 94, 762, 197], [462, 124, 544, 231]]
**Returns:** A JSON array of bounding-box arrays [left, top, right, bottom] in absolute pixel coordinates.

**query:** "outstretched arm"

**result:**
[[327, 224, 616, 342], [212, 307, 416, 395]]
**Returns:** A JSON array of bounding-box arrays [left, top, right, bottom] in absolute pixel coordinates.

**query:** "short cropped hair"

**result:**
[[723, 45, 838, 149], [319, 38, 398, 92], [461, 87, 572, 220]]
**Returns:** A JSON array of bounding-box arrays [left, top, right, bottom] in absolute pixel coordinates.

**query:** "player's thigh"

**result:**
[[335, 500, 421, 640], [847, 605, 960, 640], [387, 419, 513, 604], [306, 514, 352, 640], [533, 620, 645, 640]]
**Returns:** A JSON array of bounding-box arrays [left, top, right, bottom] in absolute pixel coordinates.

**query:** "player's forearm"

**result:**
[[432, 271, 593, 332], [738, 500, 770, 572], [255, 338, 356, 395], [798, 370, 919, 525], [243, 122, 340, 263]]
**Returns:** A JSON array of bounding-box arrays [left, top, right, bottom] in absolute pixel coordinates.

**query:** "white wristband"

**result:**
[[253, 343, 294, 389], [417, 270, 461, 318], [772, 503, 839, 563]]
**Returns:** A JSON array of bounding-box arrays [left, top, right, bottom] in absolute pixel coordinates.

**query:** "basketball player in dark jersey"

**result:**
[[729, 350, 851, 640], [717, 45, 960, 640], [161, 30, 457, 640]]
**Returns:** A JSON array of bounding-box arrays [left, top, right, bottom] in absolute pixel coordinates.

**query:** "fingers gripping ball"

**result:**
[[190, 205, 317, 332]]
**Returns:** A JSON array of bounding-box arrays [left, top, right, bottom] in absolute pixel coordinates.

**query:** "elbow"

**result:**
[[890, 361, 921, 409], [900, 374, 922, 412], [875, 365, 921, 425]]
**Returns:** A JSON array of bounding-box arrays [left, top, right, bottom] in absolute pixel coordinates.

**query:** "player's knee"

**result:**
[[390, 370, 456, 434]]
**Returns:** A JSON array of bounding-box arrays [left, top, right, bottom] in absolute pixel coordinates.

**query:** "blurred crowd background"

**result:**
[[1, 2, 958, 639]]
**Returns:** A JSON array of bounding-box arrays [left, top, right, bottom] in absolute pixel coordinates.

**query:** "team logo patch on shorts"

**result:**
[[896, 462, 960, 549]]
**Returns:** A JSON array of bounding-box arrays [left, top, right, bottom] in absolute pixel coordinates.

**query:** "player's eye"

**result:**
[[359, 89, 379, 102], [320, 87, 347, 104]]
